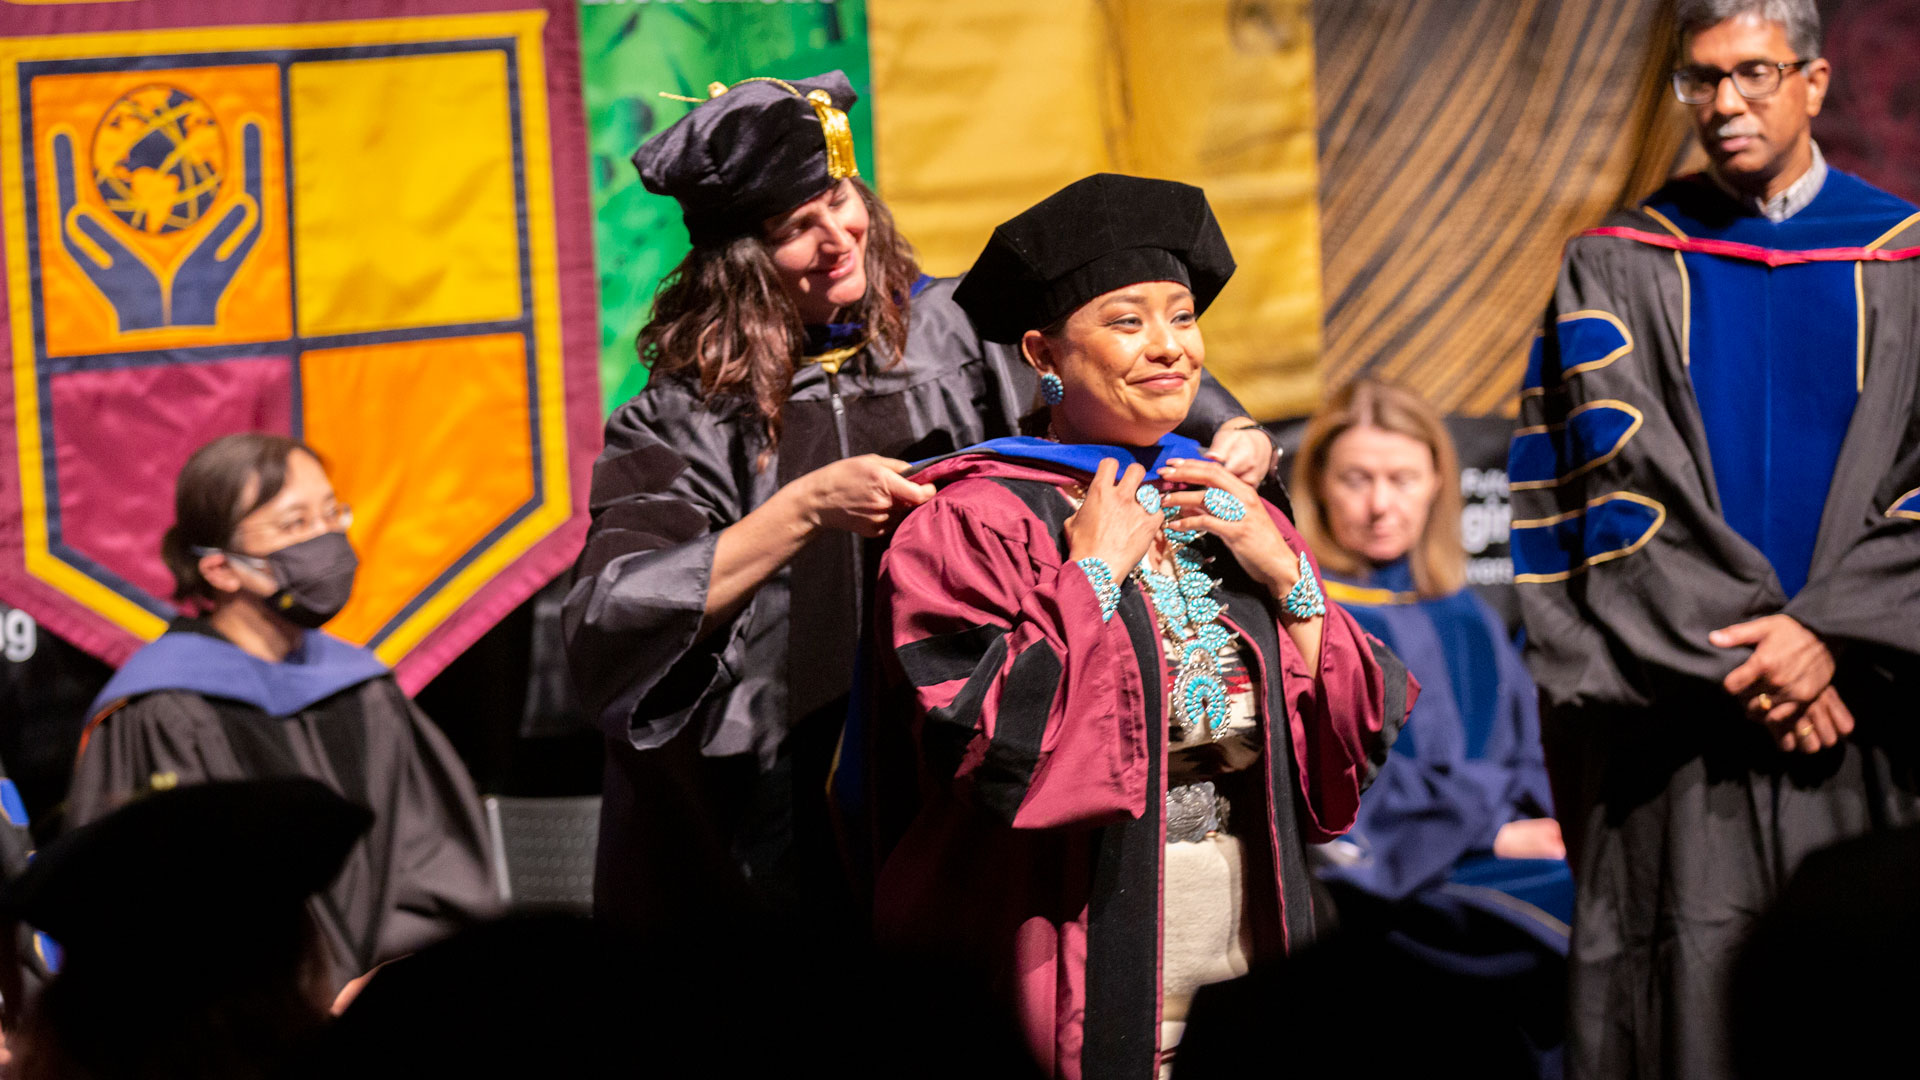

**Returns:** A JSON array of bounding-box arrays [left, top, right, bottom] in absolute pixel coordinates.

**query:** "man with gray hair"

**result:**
[[1509, 0, 1920, 1075]]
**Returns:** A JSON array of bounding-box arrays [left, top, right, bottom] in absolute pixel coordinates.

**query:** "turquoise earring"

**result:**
[[1040, 373, 1066, 405]]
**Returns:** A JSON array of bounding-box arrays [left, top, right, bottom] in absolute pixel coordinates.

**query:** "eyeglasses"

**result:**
[[1672, 59, 1813, 105], [230, 503, 354, 547]]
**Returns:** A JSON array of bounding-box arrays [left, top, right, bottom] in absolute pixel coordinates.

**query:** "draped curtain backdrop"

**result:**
[[1312, 0, 1695, 417]]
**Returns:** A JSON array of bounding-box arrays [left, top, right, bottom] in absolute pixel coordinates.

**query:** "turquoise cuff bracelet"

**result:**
[[1077, 556, 1121, 622], [1283, 550, 1326, 619]]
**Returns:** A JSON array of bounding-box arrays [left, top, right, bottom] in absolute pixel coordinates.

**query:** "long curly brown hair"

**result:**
[[639, 179, 920, 466]]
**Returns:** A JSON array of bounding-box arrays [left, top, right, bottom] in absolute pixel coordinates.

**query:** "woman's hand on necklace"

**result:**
[[1157, 459, 1304, 604], [1160, 457, 1325, 671], [1064, 458, 1161, 578]]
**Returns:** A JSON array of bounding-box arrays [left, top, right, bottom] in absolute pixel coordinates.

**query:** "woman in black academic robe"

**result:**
[[562, 71, 1274, 930], [67, 434, 498, 996]]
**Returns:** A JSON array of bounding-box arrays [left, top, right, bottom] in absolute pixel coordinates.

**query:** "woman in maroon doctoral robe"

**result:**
[[865, 175, 1415, 1079], [564, 73, 1272, 932]]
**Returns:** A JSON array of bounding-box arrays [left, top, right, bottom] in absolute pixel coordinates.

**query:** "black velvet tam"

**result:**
[[3, 777, 369, 957], [633, 71, 859, 245], [952, 173, 1236, 343]]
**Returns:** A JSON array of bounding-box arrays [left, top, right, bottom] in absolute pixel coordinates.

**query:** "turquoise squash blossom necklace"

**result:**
[[1132, 483, 1237, 742]]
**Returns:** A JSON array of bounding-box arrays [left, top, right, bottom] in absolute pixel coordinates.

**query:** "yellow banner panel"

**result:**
[[291, 50, 522, 338], [865, 0, 1110, 269], [868, 0, 1322, 419], [300, 332, 534, 648]]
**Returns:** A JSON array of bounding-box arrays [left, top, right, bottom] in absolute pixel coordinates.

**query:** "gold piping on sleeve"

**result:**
[[1509, 400, 1645, 491], [1887, 486, 1920, 521], [1519, 311, 1632, 398], [1510, 490, 1668, 584], [1557, 310, 1633, 376], [1642, 205, 1690, 239], [1520, 329, 1550, 400], [1674, 251, 1690, 369]]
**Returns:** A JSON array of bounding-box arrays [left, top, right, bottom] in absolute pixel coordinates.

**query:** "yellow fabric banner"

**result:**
[[868, 0, 1322, 419]]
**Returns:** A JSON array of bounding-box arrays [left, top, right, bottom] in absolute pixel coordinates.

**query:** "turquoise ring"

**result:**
[[1202, 487, 1247, 522]]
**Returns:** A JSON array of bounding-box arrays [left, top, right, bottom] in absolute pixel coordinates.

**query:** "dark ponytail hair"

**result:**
[[161, 434, 319, 607]]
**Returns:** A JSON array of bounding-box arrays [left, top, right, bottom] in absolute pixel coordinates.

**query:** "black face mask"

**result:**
[[243, 532, 359, 629]]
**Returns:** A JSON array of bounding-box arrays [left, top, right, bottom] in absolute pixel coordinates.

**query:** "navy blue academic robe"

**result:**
[[69, 621, 499, 991], [1512, 169, 1920, 1080], [1317, 559, 1570, 954]]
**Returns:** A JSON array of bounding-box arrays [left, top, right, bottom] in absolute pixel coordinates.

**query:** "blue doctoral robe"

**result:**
[[1511, 167, 1920, 1080], [1317, 558, 1571, 954], [1653, 170, 1909, 598]]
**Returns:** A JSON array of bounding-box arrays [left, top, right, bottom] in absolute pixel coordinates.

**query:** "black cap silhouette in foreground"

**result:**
[[2, 777, 370, 1080]]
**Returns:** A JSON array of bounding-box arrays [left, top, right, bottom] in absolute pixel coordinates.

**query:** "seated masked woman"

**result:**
[[563, 72, 1271, 929], [67, 434, 499, 994], [863, 175, 1416, 1080], [1295, 378, 1572, 957]]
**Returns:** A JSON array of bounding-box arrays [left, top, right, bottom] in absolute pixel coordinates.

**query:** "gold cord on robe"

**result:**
[[802, 340, 867, 376]]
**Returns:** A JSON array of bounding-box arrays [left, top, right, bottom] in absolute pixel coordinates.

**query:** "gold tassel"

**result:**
[[804, 89, 860, 180], [657, 76, 860, 180]]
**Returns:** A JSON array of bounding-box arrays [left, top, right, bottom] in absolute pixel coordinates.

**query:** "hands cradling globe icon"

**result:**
[[52, 102, 263, 333], [92, 85, 225, 235]]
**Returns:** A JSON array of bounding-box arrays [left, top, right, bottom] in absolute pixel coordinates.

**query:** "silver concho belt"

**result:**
[[1166, 780, 1231, 844]]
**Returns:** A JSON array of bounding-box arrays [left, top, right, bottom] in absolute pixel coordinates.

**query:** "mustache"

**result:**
[[1712, 121, 1762, 139]]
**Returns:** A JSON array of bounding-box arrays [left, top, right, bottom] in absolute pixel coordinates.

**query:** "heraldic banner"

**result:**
[[0, 0, 602, 692]]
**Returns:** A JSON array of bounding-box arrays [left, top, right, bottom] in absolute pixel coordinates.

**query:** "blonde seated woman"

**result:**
[[1295, 378, 1572, 959]]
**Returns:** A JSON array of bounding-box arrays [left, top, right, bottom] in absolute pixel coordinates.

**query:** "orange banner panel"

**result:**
[[300, 332, 535, 646], [29, 64, 290, 356]]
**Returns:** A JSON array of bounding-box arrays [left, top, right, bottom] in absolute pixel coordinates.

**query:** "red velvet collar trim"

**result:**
[[1577, 225, 1920, 267]]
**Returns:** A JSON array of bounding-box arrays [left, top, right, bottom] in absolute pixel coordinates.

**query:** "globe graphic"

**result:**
[[90, 85, 225, 235]]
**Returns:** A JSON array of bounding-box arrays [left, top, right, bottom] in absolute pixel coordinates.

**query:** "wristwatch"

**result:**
[[1224, 419, 1283, 481]]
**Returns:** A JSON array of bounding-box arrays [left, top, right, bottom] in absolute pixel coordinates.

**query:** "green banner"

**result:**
[[578, 0, 875, 414]]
